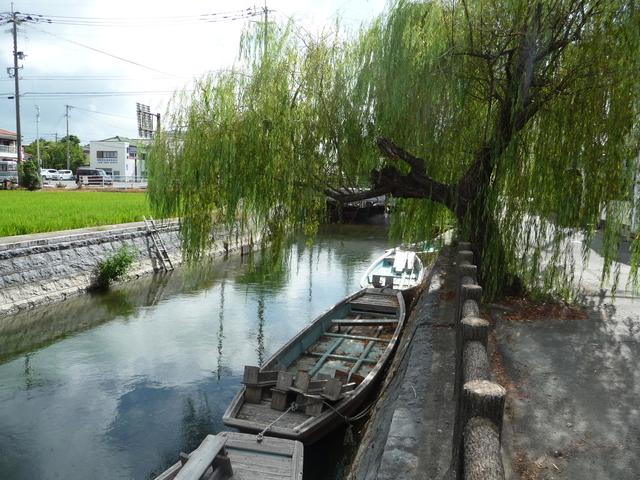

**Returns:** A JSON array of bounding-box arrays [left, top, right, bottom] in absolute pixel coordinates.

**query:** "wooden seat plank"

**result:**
[[243, 365, 287, 404], [174, 435, 228, 480], [324, 332, 391, 343], [306, 351, 376, 364], [349, 296, 399, 314], [331, 318, 397, 326]]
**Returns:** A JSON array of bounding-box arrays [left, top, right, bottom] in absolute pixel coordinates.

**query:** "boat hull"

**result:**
[[360, 248, 427, 292], [154, 431, 303, 480], [222, 288, 406, 444]]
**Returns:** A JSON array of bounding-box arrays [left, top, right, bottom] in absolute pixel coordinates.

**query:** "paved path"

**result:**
[[494, 232, 640, 479]]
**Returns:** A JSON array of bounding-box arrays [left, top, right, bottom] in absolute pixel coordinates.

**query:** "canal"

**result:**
[[0, 217, 392, 480]]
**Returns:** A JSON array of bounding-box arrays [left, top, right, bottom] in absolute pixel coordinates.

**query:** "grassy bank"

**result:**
[[0, 190, 153, 237]]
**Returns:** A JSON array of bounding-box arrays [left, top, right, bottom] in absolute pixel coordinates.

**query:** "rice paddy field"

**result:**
[[0, 190, 153, 237]]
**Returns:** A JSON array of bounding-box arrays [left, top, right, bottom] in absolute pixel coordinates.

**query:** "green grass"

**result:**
[[0, 190, 154, 237]]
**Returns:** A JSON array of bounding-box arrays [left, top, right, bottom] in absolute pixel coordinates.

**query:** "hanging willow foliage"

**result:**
[[149, 0, 640, 300]]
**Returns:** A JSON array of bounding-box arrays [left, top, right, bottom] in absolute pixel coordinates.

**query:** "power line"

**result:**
[[18, 90, 187, 98], [24, 24, 181, 78], [72, 106, 135, 119], [18, 76, 177, 81], [20, 8, 259, 27]]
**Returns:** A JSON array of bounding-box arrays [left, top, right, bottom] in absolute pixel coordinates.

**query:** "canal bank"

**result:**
[[0, 220, 251, 317], [346, 246, 458, 479]]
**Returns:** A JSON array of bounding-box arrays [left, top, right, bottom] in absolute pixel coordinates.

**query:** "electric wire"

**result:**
[[18, 90, 187, 98], [18, 8, 259, 27], [24, 24, 180, 78]]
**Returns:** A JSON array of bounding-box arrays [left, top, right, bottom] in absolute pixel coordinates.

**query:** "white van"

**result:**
[[0, 161, 18, 183], [76, 167, 113, 186]]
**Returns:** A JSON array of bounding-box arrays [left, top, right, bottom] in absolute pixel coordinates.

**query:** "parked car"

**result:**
[[57, 170, 74, 181], [76, 167, 113, 186], [40, 169, 60, 181]]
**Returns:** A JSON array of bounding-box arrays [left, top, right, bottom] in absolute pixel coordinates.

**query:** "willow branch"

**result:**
[[376, 136, 426, 176]]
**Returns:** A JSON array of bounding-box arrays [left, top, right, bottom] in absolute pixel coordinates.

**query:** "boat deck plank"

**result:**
[[224, 453, 292, 479], [349, 294, 399, 314], [219, 432, 296, 457], [222, 432, 302, 480], [237, 400, 310, 429]]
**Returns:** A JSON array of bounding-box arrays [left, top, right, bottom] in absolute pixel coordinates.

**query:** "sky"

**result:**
[[0, 0, 389, 146]]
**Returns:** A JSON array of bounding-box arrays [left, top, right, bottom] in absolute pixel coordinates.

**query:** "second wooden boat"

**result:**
[[154, 431, 303, 480], [222, 288, 406, 445], [360, 248, 428, 291]]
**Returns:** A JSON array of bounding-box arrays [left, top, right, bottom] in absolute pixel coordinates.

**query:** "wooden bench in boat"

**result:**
[[393, 250, 409, 273], [349, 293, 400, 314], [243, 365, 287, 404], [332, 318, 398, 327], [173, 435, 232, 480], [269, 371, 331, 413], [270, 370, 295, 411], [372, 274, 394, 288], [299, 380, 358, 416], [284, 371, 357, 416]]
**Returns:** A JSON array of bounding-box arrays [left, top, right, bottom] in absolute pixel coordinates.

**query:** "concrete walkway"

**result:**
[[494, 232, 640, 480]]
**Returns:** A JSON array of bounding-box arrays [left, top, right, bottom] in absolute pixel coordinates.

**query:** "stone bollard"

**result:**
[[458, 242, 472, 252], [464, 417, 505, 480], [456, 284, 482, 327], [454, 316, 490, 398], [451, 380, 506, 479]]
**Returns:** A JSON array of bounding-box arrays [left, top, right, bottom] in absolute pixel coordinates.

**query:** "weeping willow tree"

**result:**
[[149, 0, 640, 300]]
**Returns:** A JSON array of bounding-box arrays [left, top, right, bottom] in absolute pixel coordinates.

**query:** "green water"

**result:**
[[0, 218, 392, 480]]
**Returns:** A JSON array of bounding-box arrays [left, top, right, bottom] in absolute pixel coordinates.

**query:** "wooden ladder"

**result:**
[[143, 215, 174, 271]]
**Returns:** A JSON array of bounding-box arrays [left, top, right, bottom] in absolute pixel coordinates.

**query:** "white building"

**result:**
[[89, 136, 148, 180], [0, 129, 20, 162]]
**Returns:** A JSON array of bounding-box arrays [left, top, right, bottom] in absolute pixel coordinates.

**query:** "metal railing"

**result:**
[[0, 145, 18, 154], [111, 175, 148, 183]]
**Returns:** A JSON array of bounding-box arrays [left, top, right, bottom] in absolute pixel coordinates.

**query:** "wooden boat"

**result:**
[[222, 288, 406, 445], [154, 431, 303, 480], [360, 247, 428, 291]]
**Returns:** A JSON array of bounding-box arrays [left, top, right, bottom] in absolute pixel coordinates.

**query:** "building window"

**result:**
[[97, 151, 118, 158]]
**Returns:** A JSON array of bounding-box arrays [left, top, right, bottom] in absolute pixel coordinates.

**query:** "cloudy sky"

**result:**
[[0, 0, 389, 146]]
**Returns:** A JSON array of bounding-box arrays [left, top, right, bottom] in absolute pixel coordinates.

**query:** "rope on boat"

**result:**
[[256, 402, 299, 442], [320, 398, 378, 445]]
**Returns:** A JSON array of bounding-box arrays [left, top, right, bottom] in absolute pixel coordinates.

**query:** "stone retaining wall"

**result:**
[[0, 221, 248, 317]]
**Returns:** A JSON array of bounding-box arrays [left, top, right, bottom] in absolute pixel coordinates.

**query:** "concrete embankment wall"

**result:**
[[0, 221, 247, 317]]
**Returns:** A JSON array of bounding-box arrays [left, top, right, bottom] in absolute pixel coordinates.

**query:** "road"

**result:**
[[41, 179, 148, 189]]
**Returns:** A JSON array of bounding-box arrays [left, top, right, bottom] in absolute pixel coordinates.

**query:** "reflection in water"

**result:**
[[215, 281, 226, 381], [22, 353, 39, 394], [256, 294, 266, 366], [180, 391, 214, 454], [0, 218, 394, 480], [97, 287, 139, 319]]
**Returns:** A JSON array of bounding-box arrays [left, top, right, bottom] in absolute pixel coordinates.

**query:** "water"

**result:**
[[0, 218, 392, 480]]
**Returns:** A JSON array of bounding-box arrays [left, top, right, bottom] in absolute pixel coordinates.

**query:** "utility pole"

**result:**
[[1, 10, 49, 166], [9, 10, 22, 164], [263, 2, 268, 57], [65, 105, 71, 169], [35, 105, 40, 166]]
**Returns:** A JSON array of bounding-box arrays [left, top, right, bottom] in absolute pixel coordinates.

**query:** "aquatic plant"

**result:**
[[94, 245, 138, 289]]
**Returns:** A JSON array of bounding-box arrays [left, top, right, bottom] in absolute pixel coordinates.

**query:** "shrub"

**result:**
[[94, 245, 138, 289], [18, 158, 41, 190]]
